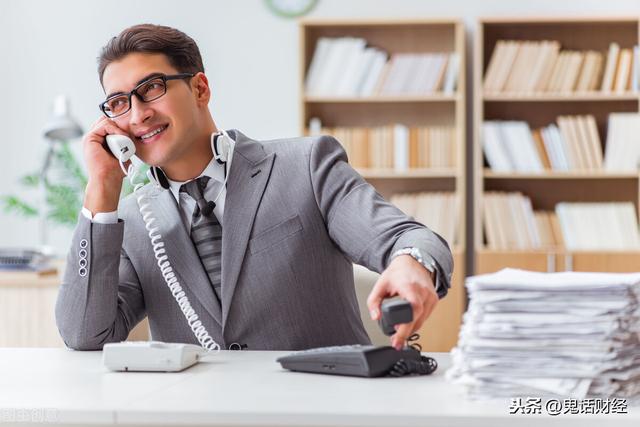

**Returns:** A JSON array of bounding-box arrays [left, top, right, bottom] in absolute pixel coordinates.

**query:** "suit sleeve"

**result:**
[[308, 135, 454, 298], [55, 214, 146, 350]]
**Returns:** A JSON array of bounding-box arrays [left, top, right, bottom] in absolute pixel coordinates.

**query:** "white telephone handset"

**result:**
[[105, 134, 136, 162], [102, 134, 220, 371]]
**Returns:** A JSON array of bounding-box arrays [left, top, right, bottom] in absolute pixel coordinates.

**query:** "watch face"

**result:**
[[265, 0, 318, 18]]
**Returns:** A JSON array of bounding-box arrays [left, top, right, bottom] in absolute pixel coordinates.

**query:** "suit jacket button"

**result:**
[[78, 267, 87, 277], [80, 239, 88, 248], [79, 258, 87, 268], [79, 249, 87, 259]]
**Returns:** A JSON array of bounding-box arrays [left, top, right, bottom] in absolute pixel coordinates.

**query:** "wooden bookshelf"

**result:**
[[474, 17, 640, 275], [300, 19, 466, 351]]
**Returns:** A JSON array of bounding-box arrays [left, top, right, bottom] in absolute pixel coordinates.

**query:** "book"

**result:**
[[482, 121, 543, 173], [528, 41, 560, 92], [604, 112, 640, 172], [487, 40, 521, 93], [305, 37, 333, 95], [358, 50, 388, 96], [482, 121, 513, 172], [531, 129, 551, 170], [442, 52, 460, 94], [390, 192, 458, 245], [582, 115, 604, 169], [483, 40, 508, 93], [546, 51, 565, 92], [560, 51, 584, 93], [535, 41, 561, 92], [504, 41, 536, 93], [483, 192, 542, 249], [317, 125, 456, 170], [557, 116, 584, 170], [633, 45, 640, 92], [393, 124, 409, 171], [600, 42, 620, 92], [541, 124, 569, 171], [555, 202, 640, 250], [613, 48, 632, 93]]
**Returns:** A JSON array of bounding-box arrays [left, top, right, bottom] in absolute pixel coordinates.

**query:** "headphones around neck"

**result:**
[[212, 130, 232, 164], [147, 130, 234, 189]]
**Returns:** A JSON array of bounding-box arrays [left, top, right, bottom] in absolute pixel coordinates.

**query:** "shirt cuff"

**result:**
[[81, 207, 119, 224]]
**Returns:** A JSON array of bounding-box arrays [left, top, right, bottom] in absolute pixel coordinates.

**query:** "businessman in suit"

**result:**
[[56, 24, 453, 351]]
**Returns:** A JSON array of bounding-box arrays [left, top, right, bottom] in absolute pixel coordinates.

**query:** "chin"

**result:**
[[138, 152, 165, 169]]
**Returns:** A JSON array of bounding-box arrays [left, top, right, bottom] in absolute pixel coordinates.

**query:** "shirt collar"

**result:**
[[167, 155, 224, 203]]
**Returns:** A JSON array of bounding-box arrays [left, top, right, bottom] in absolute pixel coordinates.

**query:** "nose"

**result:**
[[128, 94, 154, 127]]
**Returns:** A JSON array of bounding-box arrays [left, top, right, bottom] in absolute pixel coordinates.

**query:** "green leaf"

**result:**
[[1, 195, 38, 217], [20, 174, 40, 187], [45, 184, 82, 226], [53, 142, 88, 191]]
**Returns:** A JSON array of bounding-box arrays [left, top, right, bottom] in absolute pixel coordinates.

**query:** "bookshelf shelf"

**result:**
[[357, 168, 457, 179], [305, 95, 460, 103], [483, 93, 639, 102], [477, 249, 640, 273], [483, 170, 639, 180], [301, 19, 466, 352], [474, 17, 640, 274]]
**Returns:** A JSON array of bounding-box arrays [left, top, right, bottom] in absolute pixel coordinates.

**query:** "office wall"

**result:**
[[1, 0, 638, 255]]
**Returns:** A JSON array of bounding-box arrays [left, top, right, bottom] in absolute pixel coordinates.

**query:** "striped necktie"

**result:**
[[180, 176, 222, 302]]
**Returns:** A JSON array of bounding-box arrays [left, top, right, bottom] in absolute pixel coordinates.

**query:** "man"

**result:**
[[55, 24, 453, 351]]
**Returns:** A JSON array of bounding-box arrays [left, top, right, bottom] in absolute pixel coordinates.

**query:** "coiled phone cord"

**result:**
[[123, 160, 221, 353], [387, 333, 438, 377]]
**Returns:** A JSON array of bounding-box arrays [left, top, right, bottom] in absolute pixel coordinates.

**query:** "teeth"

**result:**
[[141, 125, 166, 139]]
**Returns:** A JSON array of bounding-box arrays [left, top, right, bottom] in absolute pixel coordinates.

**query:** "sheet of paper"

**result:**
[[447, 268, 640, 400]]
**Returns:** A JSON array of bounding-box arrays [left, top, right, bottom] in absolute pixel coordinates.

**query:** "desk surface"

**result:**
[[1, 349, 637, 427]]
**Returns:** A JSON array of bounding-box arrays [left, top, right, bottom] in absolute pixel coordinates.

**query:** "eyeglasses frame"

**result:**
[[99, 73, 195, 118]]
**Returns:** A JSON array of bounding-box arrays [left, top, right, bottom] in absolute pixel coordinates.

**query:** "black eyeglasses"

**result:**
[[99, 73, 194, 118]]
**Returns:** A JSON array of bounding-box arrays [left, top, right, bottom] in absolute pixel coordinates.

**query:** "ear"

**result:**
[[192, 72, 211, 106]]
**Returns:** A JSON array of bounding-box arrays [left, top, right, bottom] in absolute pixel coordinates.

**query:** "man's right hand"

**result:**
[[82, 117, 131, 215]]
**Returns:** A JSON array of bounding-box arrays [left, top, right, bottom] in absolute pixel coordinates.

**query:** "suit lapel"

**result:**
[[221, 132, 275, 327], [147, 187, 223, 326]]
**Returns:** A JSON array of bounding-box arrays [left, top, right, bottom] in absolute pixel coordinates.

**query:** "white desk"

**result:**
[[1, 349, 637, 427]]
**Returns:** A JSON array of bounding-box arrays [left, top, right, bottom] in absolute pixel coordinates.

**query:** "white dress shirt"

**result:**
[[82, 135, 234, 229]]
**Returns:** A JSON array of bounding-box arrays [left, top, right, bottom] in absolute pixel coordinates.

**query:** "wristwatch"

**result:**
[[392, 247, 440, 294]]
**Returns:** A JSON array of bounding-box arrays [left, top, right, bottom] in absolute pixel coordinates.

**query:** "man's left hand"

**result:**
[[366, 255, 438, 350]]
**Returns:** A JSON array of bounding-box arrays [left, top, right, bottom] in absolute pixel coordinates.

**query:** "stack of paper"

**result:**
[[447, 269, 640, 400]]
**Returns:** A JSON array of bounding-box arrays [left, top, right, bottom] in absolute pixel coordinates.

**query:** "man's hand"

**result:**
[[366, 255, 438, 350], [82, 117, 131, 215]]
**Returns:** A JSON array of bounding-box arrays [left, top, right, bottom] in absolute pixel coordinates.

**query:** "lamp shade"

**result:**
[[43, 95, 83, 141]]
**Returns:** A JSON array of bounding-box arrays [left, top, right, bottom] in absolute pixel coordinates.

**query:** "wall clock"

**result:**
[[265, 0, 319, 18]]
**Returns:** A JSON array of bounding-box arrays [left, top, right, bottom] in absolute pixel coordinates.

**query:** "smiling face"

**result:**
[[102, 52, 215, 180]]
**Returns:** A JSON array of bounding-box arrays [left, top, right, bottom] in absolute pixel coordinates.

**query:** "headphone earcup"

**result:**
[[213, 133, 230, 164]]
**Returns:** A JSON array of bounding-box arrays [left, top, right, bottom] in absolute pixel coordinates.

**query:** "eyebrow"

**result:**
[[105, 72, 165, 99]]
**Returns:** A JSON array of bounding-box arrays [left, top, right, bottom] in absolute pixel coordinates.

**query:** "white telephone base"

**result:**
[[103, 341, 205, 372]]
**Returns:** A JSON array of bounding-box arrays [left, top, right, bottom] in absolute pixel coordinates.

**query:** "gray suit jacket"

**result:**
[[56, 130, 453, 351]]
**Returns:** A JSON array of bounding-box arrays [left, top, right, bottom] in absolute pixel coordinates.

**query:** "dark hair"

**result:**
[[97, 24, 204, 84]]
